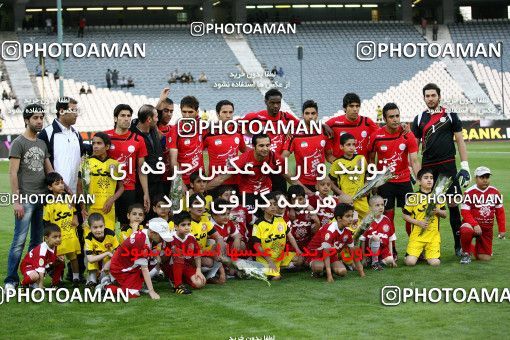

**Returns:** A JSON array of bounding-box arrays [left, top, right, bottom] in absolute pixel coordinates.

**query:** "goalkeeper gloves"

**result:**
[[456, 161, 471, 188]]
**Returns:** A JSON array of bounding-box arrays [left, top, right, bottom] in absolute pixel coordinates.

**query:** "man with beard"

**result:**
[[411, 83, 470, 256], [5, 104, 54, 291], [105, 104, 150, 228], [156, 88, 174, 195], [203, 100, 247, 196]]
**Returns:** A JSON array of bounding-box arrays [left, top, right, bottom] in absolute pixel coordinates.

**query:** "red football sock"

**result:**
[[460, 225, 475, 254], [172, 259, 185, 287], [405, 221, 412, 236]]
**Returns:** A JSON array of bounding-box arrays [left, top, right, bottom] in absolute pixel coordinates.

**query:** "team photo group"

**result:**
[[4, 82, 506, 299]]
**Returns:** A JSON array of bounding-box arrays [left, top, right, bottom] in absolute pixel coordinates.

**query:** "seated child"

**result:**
[[285, 185, 320, 267], [20, 224, 63, 288], [307, 203, 365, 282], [84, 213, 119, 288], [161, 211, 206, 294], [252, 192, 302, 280], [120, 203, 145, 241]]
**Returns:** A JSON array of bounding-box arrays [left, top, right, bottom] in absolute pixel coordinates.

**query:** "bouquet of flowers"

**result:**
[[169, 172, 185, 212], [352, 167, 394, 201], [419, 174, 453, 235], [353, 212, 375, 243], [221, 257, 271, 286], [81, 154, 91, 210]]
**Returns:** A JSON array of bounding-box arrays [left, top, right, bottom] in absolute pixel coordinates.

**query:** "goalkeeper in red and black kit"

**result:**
[[411, 83, 471, 257]]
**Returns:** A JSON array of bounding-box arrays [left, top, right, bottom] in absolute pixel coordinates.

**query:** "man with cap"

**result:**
[[107, 217, 173, 299], [459, 166, 506, 264]]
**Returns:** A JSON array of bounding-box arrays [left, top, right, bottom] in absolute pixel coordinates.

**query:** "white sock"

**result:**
[[88, 272, 97, 283], [72, 273, 80, 280], [149, 267, 158, 278]]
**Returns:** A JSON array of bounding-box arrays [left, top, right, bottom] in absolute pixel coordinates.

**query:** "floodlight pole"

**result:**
[[298, 45, 303, 109], [57, 0, 64, 98], [501, 41, 504, 116]]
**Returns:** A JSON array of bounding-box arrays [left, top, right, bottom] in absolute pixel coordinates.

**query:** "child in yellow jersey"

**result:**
[[252, 192, 302, 280], [403, 168, 447, 266], [329, 133, 370, 223], [181, 171, 213, 213], [85, 132, 124, 233], [120, 203, 145, 241], [84, 213, 119, 288], [43, 172, 81, 287], [152, 194, 172, 222]]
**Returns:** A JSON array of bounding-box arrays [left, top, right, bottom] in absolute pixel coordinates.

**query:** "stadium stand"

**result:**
[[17, 26, 263, 116], [246, 22, 436, 115], [466, 60, 510, 112]]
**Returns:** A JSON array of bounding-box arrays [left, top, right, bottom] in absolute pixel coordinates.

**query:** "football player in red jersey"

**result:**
[[243, 89, 332, 193], [368, 103, 420, 258], [20, 224, 63, 288], [206, 134, 310, 211], [412, 83, 470, 256], [282, 100, 328, 192], [459, 167, 506, 264], [203, 99, 247, 194], [167, 96, 205, 187], [325, 93, 378, 162], [242, 89, 300, 193], [307, 203, 365, 282], [105, 104, 150, 226], [368, 103, 420, 223]]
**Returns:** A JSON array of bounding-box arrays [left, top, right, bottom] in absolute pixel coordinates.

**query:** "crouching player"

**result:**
[[252, 192, 302, 280], [162, 212, 206, 294], [20, 224, 63, 288], [403, 168, 447, 266], [84, 213, 119, 288], [307, 203, 365, 282], [459, 166, 506, 264], [359, 196, 397, 270], [107, 218, 174, 299]]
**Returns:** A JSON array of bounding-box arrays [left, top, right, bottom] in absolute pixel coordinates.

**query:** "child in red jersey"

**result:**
[[162, 212, 206, 294], [307, 204, 365, 282], [107, 217, 173, 299], [217, 185, 251, 244], [20, 224, 63, 288], [359, 195, 397, 270], [307, 178, 340, 227], [460, 167, 506, 264], [285, 185, 320, 267], [210, 198, 245, 252]]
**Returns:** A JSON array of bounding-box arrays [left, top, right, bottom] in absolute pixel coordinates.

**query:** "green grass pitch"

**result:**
[[0, 142, 509, 339]]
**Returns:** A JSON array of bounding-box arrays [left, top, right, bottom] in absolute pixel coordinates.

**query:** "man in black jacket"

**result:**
[[130, 104, 165, 219]]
